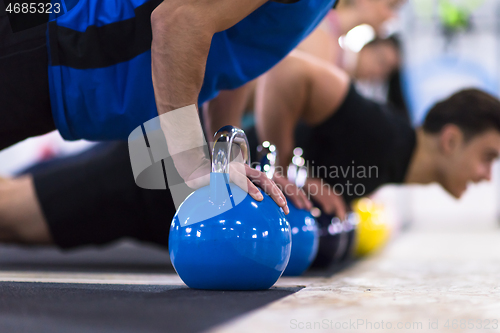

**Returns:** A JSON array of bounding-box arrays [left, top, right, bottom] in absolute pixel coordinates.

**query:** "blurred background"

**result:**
[[1, 0, 499, 238], [379, 0, 500, 233]]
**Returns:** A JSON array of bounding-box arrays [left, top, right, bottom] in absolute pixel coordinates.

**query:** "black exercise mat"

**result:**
[[0, 282, 300, 333], [0, 241, 173, 274]]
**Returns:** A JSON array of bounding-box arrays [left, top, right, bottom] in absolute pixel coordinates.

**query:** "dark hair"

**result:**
[[387, 69, 410, 123], [422, 89, 500, 139], [364, 35, 401, 52]]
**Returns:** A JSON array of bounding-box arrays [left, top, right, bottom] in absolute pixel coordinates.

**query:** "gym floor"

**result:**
[[1, 227, 499, 333]]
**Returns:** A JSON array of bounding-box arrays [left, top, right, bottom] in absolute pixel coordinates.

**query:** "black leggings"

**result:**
[[0, 5, 55, 150], [28, 142, 176, 249]]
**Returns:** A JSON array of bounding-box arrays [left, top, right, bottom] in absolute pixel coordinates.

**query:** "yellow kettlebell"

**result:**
[[352, 198, 390, 257]]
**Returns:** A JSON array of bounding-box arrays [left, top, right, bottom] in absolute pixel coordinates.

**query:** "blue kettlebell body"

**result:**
[[282, 201, 319, 276], [169, 173, 291, 290]]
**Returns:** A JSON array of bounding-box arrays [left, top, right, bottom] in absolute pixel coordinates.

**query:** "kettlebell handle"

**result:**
[[212, 126, 251, 174]]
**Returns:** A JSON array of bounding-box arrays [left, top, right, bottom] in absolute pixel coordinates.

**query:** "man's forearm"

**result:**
[[151, 0, 267, 115], [151, 0, 267, 162], [151, 8, 210, 113], [145, 0, 290, 208]]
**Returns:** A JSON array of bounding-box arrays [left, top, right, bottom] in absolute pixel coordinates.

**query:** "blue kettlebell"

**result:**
[[169, 126, 292, 290], [256, 143, 319, 276], [282, 200, 319, 276]]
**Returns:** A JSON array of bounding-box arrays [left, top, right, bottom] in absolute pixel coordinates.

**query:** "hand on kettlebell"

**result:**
[[169, 126, 292, 290], [229, 162, 289, 215], [304, 178, 347, 220], [176, 149, 289, 214], [272, 173, 312, 211], [179, 156, 212, 190]]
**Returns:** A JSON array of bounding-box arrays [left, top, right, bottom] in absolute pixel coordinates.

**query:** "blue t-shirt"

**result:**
[[47, 0, 335, 140]]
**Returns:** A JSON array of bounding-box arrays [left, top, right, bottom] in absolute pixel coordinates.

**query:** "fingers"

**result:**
[[304, 178, 349, 219], [318, 200, 335, 215], [229, 164, 263, 201], [227, 162, 289, 214], [333, 197, 347, 221], [285, 192, 305, 210], [317, 194, 347, 220], [291, 188, 313, 210], [245, 165, 289, 215], [332, 194, 347, 221], [273, 174, 312, 210]]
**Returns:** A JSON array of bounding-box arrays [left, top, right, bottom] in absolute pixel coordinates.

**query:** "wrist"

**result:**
[[160, 105, 207, 156]]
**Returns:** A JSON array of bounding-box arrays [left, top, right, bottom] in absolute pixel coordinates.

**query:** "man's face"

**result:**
[[440, 129, 500, 198]]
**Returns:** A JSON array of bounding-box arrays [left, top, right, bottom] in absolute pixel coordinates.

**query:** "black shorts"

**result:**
[[30, 142, 176, 249], [0, 4, 55, 150]]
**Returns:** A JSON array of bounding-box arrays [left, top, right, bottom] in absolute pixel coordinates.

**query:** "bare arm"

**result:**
[[150, 0, 289, 212], [255, 55, 311, 208], [255, 57, 308, 170], [296, 23, 339, 63], [255, 52, 349, 164], [255, 51, 349, 213], [151, 0, 267, 167], [151, 0, 267, 114], [202, 84, 254, 138]]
